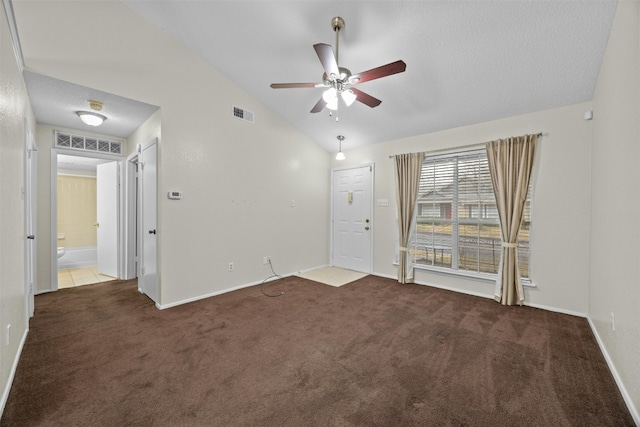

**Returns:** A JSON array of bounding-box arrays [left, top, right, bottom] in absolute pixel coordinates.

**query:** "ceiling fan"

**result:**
[[270, 16, 407, 113]]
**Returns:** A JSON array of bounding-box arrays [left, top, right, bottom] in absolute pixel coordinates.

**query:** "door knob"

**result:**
[[365, 226, 370, 230], [27, 235, 35, 239], [149, 229, 156, 235]]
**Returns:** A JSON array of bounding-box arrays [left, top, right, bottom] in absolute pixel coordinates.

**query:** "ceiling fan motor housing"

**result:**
[[323, 67, 354, 90]]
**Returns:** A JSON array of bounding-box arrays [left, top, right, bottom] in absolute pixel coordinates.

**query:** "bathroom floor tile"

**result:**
[[58, 267, 119, 288], [58, 271, 74, 289]]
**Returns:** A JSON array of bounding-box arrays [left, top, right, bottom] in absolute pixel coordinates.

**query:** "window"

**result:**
[[410, 149, 531, 278]]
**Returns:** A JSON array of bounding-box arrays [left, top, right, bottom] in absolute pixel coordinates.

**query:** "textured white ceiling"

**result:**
[[16, 1, 618, 152], [121, 0, 618, 151], [23, 72, 159, 138]]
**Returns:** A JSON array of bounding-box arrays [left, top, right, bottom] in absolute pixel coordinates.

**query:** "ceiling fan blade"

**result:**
[[351, 88, 382, 108], [270, 83, 318, 89], [313, 43, 339, 77], [351, 60, 407, 85], [310, 97, 326, 113]]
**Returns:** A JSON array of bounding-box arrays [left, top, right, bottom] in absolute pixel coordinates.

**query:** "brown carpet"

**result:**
[[1, 276, 634, 426]]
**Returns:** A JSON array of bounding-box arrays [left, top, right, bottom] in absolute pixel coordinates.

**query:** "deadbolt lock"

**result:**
[[365, 218, 370, 223]]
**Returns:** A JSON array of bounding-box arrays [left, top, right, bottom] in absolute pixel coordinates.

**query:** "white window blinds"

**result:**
[[410, 149, 531, 278]]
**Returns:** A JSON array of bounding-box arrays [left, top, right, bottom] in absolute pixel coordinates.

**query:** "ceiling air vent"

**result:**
[[233, 106, 254, 124]]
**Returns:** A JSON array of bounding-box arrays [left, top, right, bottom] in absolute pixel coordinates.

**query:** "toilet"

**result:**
[[57, 247, 66, 259]]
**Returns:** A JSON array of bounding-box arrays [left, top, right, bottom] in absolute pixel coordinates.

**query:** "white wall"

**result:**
[[0, 2, 35, 413], [590, 0, 640, 421], [17, 1, 331, 306], [335, 102, 593, 315]]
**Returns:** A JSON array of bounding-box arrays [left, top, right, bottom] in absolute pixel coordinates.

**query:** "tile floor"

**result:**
[[58, 266, 117, 289]]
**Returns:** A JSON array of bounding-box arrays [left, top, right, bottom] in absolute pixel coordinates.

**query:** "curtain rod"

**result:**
[[388, 132, 544, 159]]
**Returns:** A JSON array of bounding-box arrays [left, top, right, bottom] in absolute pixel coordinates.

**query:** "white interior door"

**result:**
[[139, 141, 158, 303], [24, 123, 36, 318], [332, 165, 373, 273], [96, 162, 119, 278]]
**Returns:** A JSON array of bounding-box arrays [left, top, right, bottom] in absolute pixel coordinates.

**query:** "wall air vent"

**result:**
[[55, 131, 123, 155], [233, 106, 254, 124]]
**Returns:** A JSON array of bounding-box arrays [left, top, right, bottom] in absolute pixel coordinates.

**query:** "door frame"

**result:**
[[24, 119, 37, 318], [50, 148, 124, 291], [123, 146, 141, 281], [330, 163, 375, 273], [136, 139, 159, 303]]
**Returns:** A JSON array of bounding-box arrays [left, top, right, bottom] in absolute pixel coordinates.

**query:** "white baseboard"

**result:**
[[414, 277, 495, 300], [157, 264, 340, 310], [377, 271, 589, 318], [156, 271, 298, 310], [588, 318, 640, 426], [296, 264, 330, 275], [524, 301, 587, 318], [1, 327, 28, 417]]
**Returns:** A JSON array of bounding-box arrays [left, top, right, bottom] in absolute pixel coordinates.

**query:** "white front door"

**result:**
[[332, 165, 373, 273], [24, 123, 36, 318], [96, 162, 119, 278], [139, 141, 158, 303]]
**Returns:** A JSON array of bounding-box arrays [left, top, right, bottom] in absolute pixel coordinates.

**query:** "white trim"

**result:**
[[588, 318, 640, 425], [23, 119, 36, 320], [2, 0, 25, 71], [523, 301, 586, 318], [157, 264, 335, 310], [295, 264, 331, 275], [414, 277, 495, 300], [123, 152, 139, 280], [395, 261, 536, 288], [50, 151, 57, 291], [156, 270, 298, 310], [51, 144, 126, 291], [0, 327, 28, 416], [379, 271, 582, 316]]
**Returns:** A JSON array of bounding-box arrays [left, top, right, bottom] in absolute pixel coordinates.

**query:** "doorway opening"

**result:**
[[52, 150, 123, 289]]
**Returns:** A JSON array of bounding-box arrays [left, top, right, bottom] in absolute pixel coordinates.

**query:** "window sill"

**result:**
[[393, 262, 535, 288]]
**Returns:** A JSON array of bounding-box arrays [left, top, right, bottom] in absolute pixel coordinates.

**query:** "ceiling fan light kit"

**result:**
[[270, 16, 406, 114]]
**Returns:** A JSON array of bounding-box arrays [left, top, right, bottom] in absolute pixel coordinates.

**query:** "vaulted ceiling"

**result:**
[[14, 1, 618, 152]]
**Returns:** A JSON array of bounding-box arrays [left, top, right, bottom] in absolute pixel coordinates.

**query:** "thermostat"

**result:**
[[168, 191, 183, 200]]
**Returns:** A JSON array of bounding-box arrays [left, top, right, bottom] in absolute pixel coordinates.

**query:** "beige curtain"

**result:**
[[486, 134, 537, 305], [394, 153, 424, 284]]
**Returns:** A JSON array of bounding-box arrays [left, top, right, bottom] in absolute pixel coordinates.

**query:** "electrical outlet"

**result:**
[[610, 312, 615, 331], [228, 262, 234, 272], [262, 256, 269, 265]]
